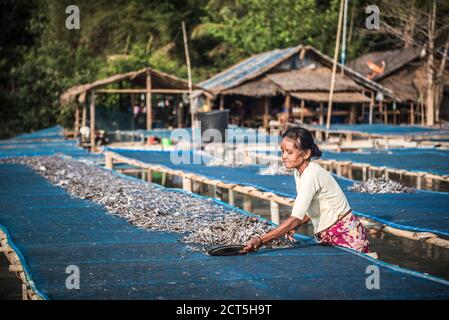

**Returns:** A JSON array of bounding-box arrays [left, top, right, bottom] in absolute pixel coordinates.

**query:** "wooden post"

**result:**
[[89, 91, 96, 152], [183, 175, 192, 192], [146, 70, 153, 130], [362, 165, 368, 181], [420, 101, 425, 125], [319, 102, 324, 125], [105, 153, 113, 169], [161, 172, 167, 186], [348, 163, 353, 180], [369, 92, 374, 125], [285, 94, 291, 118], [300, 99, 305, 122], [263, 97, 270, 129], [147, 169, 152, 183], [417, 174, 424, 190], [74, 105, 80, 135], [410, 103, 415, 125], [82, 102, 87, 128], [243, 195, 252, 212], [382, 101, 387, 124], [219, 95, 224, 111], [349, 104, 356, 124], [228, 189, 235, 206], [270, 200, 280, 225]]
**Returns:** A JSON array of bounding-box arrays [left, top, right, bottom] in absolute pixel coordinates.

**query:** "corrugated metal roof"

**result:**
[[199, 46, 302, 92]]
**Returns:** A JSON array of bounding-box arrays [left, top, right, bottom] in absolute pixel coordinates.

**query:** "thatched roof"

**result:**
[[60, 67, 202, 106], [220, 76, 284, 97], [347, 47, 423, 81], [348, 47, 449, 102], [291, 91, 371, 103], [266, 67, 363, 92], [196, 44, 395, 100], [198, 45, 303, 95]]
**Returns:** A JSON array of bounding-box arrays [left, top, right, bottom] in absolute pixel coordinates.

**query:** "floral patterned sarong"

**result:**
[[315, 212, 370, 253]]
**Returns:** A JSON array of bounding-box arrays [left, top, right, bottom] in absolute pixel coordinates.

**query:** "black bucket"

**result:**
[[197, 109, 230, 143]]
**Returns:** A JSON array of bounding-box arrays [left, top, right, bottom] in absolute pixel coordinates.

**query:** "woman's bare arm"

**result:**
[[242, 216, 304, 252], [260, 216, 303, 244]]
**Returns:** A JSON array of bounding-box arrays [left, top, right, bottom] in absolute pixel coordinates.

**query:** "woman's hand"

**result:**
[[242, 236, 263, 253], [285, 229, 296, 241]]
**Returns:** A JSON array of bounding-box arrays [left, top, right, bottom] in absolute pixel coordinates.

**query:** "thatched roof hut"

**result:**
[[61, 67, 202, 106], [61, 67, 205, 147], [197, 45, 395, 100], [348, 47, 449, 123], [194, 45, 392, 128]]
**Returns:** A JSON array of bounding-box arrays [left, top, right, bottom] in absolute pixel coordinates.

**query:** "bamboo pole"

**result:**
[[182, 21, 195, 130], [325, 0, 345, 138]]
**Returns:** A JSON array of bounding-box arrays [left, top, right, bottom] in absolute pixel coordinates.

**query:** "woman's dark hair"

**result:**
[[282, 126, 322, 159]]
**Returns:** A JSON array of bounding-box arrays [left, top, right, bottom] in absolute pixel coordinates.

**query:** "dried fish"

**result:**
[[0, 156, 293, 253], [348, 176, 416, 194]]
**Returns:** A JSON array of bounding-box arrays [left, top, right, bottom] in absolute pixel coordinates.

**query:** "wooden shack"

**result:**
[[194, 45, 394, 129]]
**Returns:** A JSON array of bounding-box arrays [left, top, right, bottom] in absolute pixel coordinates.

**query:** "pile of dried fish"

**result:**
[[1, 156, 293, 253], [183, 215, 290, 249], [258, 163, 293, 176], [348, 176, 416, 194]]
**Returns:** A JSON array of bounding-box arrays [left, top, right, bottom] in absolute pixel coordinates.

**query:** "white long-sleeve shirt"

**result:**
[[291, 162, 351, 234]]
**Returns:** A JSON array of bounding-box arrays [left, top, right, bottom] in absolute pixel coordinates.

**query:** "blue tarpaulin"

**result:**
[[1, 163, 449, 299], [0, 126, 90, 158], [257, 148, 449, 178], [109, 149, 449, 238], [310, 124, 449, 137]]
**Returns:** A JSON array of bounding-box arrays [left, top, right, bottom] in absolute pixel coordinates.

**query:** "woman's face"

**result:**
[[280, 137, 310, 169]]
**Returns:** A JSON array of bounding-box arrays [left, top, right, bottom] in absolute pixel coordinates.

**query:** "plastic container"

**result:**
[[196, 109, 230, 143]]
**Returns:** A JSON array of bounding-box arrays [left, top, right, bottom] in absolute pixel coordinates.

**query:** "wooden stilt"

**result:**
[[219, 95, 224, 111], [270, 200, 280, 225], [74, 106, 80, 135], [243, 195, 252, 212], [410, 102, 415, 125], [182, 175, 192, 192], [89, 91, 96, 152], [228, 189, 235, 206], [369, 93, 374, 125], [105, 153, 113, 169], [146, 70, 153, 130], [300, 99, 305, 123], [263, 97, 270, 129]]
